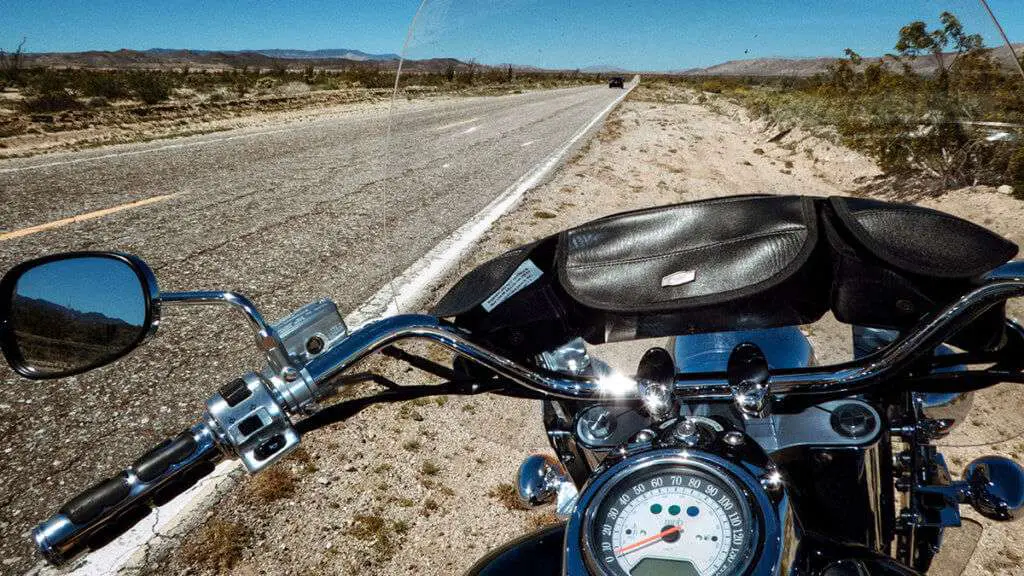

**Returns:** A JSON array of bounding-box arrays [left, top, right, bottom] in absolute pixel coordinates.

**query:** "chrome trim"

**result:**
[[562, 447, 792, 576], [914, 391, 974, 439], [963, 456, 1024, 521], [158, 290, 287, 361], [538, 337, 593, 376], [516, 454, 577, 516], [304, 314, 611, 400], [206, 373, 299, 473]]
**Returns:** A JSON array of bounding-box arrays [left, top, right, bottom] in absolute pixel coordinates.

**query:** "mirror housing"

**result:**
[[963, 456, 1024, 522], [516, 454, 577, 518], [0, 252, 159, 379]]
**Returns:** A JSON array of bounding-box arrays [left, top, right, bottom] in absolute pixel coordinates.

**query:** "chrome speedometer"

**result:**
[[583, 461, 758, 576]]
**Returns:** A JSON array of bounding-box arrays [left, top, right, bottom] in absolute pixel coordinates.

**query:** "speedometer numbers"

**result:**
[[589, 467, 755, 576]]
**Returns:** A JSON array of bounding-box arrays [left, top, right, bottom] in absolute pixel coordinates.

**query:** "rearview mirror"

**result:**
[[0, 253, 158, 379]]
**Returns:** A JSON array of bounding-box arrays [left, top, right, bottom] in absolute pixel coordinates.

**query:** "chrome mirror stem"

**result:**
[[158, 290, 290, 371]]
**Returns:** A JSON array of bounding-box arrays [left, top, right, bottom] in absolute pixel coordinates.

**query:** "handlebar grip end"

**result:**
[[32, 515, 74, 567]]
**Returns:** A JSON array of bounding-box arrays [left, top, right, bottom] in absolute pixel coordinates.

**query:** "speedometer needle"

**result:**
[[615, 525, 683, 555]]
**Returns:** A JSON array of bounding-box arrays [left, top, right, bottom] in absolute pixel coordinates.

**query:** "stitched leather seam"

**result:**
[[565, 227, 806, 270]]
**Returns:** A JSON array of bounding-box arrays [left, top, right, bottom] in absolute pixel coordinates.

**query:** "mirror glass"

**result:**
[[7, 256, 149, 377]]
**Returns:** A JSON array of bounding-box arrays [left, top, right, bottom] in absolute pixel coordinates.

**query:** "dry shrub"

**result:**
[[180, 518, 249, 572], [529, 511, 563, 529], [246, 466, 296, 503], [348, 513, 409, 561], [488, 483, 529, 511]]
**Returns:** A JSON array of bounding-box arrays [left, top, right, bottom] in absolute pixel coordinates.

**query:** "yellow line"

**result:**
[[0, 193, 178, 242]]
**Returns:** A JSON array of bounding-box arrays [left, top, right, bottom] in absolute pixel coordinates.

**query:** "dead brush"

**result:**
[[246, 466, 296, 503], [597, 116, 625, 143], [348, 513, 411, 561], [488, 483, 530, 511], [179, 518, 250, 572]]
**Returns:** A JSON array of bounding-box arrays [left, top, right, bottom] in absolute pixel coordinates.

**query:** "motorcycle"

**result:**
[[4, 193, 1024, 576], [7, 1, 1024, 574]]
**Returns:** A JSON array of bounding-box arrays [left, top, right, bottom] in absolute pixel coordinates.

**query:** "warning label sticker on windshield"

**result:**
[[481, 259, 543, 312]]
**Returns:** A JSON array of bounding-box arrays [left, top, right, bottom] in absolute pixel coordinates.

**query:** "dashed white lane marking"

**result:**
[[0, 129, 295, 174], [436, 116, 481, 131], [462, 125, 480, 135], [0, 194, 179, 242], [521, 140, 535, 147]]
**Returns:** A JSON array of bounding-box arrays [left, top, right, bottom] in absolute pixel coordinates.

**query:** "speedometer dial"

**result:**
[[584, 464, 757, 576]]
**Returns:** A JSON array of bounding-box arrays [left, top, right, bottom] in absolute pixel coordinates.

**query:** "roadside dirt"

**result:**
[[146, 85, 1024, 575]]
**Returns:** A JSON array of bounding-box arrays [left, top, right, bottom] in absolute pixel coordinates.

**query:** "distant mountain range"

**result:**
[[20, 43, 1023, 77], [680, 44, 1024, 77], [164, 48, 401, 61], [21, 48, 445, 71], [581, 65, 631, 74]]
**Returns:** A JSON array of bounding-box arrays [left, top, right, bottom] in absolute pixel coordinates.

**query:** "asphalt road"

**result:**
[[0, 84, 626, 573]]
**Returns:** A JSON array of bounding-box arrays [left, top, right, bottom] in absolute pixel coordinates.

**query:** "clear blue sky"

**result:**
[[4, 1, 1022, 70], [17, 258, 145, 325]]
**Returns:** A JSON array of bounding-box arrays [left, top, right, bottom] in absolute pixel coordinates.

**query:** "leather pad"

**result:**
[[557, 195, 820, 313]]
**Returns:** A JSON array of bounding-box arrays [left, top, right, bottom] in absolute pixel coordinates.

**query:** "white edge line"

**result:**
[[27, 78, 637, 576]]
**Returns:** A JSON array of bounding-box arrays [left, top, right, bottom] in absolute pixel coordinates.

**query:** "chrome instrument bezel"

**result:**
[[563, 447, 791, 576], [579, 454, 759, 576]]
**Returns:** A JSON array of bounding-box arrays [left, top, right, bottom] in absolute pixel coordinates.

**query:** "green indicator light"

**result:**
[[668, 505, 681, 516], [650, 503, 663, 514]]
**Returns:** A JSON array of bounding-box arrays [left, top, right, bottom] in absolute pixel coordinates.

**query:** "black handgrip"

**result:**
[[133, 431, 197, 482], [59, 475, 131, 525], [33, 423, 222, 566]]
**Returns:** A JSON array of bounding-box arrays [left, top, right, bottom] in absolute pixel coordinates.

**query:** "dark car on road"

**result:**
[[609, 76, 625, 88]]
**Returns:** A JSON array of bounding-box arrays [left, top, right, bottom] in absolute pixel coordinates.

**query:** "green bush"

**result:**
[[79, 72, 128, 99], [22, 69, 82, 112], [1008, 146, 1024, 190], [127, 72, 172, 104]]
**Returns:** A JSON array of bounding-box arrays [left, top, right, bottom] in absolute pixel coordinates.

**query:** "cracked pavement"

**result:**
[[0, 84, 624, 575]]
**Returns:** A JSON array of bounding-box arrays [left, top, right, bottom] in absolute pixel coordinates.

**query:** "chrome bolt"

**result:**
[[723, 431, 745, 447], [673, 419, 702, 447], [587, 409, 614, 439], [631, 429, 657, 444]]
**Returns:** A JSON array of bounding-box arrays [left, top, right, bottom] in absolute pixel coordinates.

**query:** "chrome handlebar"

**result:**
[[305, 261, 1024, 404]]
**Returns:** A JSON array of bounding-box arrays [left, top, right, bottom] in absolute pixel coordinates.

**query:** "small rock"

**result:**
[[998, 184, 1014, 195], [3, 557, 22, 566], [317, 477, 331, 485]]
